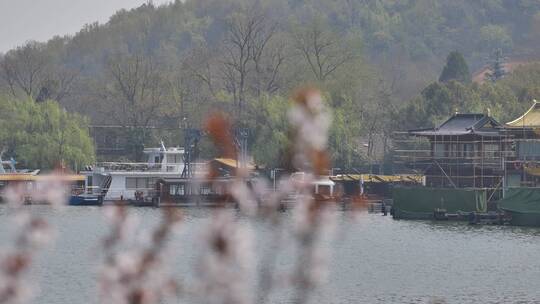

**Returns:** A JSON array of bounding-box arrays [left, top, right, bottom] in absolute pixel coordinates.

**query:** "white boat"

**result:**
[[0, 149, 39, 175], [0, 153, 16, 174], [279, 172, 336, 207], [81, 143, 191, 202]]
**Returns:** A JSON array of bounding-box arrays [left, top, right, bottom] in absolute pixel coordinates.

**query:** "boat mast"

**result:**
[[0, 149, 5, 174], [181, 127, 202, 178]]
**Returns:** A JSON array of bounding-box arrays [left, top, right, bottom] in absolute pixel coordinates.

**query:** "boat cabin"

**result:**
[[154, 178, 233, 206], [81, 144, 186, 202], [0, 173, 86, 203], [290, 172, 336, 197]]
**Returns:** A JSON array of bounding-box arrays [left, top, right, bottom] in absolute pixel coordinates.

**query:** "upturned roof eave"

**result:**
[[505, 101, 540, 128]]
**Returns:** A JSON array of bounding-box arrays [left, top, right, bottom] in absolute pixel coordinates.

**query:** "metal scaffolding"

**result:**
[[394, 128, 540, 200]]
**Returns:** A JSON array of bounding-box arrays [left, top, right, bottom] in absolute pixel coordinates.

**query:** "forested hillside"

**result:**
[[1, 0, 540, 168]]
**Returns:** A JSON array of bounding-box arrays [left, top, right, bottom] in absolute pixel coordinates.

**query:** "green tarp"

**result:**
[[498, 188, 540, 226], [499, 188, 540, 213], [392, 187, 487, 220]]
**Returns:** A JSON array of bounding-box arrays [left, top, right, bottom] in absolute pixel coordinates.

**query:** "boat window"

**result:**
[[318, 185, 331, 195], [168, 154, 181, 164], [178, 184, 185, 195], [126, 177, 154, 189], [169, 185, 178, 196], [126, 177, 137, 189], [200, 185, 211, 195], [148, 178, 159, 187], [168, 184, 186, 196]]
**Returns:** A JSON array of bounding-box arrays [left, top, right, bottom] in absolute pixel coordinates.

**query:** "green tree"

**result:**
[[479, 24, 513, 52], [0, 96, 95, 170], [249, 94, 290, 167], [439, 51, 471, 84]]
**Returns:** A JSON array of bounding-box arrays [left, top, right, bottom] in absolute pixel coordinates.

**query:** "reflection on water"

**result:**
[[1, 205, 540, 304]]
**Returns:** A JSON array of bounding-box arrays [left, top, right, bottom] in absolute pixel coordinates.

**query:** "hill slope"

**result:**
[[1, 0, 540, 165]]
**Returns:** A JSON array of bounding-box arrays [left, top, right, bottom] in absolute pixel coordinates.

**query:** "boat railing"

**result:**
[[100, 187, 156, 199], [92, 162, 184, 172], [89, 162, 208, 173]]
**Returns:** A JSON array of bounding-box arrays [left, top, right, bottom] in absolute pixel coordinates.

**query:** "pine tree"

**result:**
[[485, 48, 507, 82], [439, 51, 471, 84]]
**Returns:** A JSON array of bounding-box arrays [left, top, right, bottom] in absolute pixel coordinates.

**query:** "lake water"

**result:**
[[1, 205, 540, 304]]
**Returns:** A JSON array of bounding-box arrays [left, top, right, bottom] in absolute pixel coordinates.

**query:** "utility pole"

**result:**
[[181, 119, 202, 179], [272, 168, 284, 191], [235, 127, 249, 169]]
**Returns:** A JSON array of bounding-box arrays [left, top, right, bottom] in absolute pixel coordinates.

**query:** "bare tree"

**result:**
[[166, 56, 215, 127], [183, 45, 219, 99], [103, 53, 171, 160], [364, 76, 399, 159], [292, 18, 359, 82], [221, 9, 258, 119], [248, 17, 286, 96], [1, 41, 80, 102], [106, 54, 167, 129], [1, 42, 48, 98], [220, 6, 284, 119], [35, 66, 81, 103]]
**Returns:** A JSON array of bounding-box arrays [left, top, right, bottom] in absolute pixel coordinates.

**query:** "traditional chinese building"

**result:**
[[395, 113, 507, 197]]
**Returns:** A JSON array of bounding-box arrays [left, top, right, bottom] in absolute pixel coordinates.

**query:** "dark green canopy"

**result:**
[[498, 188, 540, 226], [393, 187, 487, 219], [499, 188, 540, 214]]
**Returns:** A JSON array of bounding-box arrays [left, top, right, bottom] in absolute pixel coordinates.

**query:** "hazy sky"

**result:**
[[0, 0, 172, 53]]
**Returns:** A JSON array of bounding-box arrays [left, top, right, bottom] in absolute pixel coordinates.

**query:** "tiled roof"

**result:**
[[409, 113, 502, 137]]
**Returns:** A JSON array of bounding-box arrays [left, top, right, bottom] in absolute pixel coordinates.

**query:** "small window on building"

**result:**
[[434, 143, 445, 158], [464, 143, 474, 158], [484, 143, 499, 157]]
